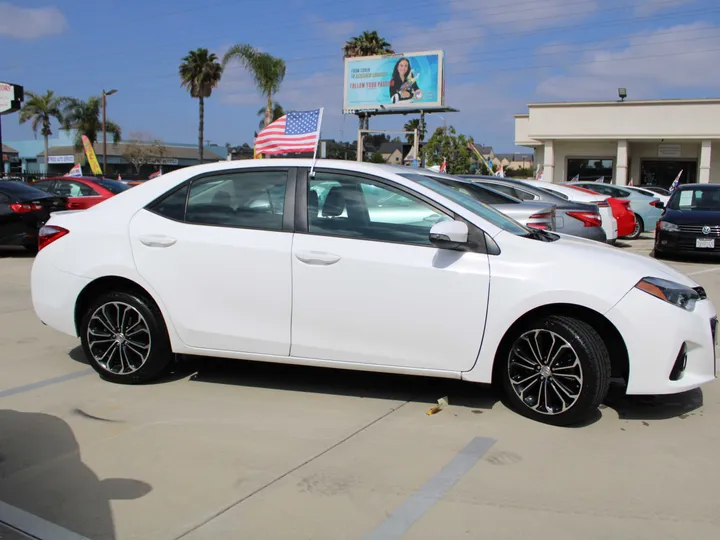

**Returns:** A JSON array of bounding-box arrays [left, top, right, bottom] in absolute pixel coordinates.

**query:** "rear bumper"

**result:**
[[31, 251, 90, 337], [605, 288, 717, 395], [655, 230, 720, 256]]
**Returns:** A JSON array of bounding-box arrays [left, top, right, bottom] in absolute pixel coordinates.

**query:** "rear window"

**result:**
[[0, 181, 52, 200], [96, 179, 131, 194]]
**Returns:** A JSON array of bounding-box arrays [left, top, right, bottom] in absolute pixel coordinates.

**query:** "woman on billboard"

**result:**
[[389, 57, 421, 104]]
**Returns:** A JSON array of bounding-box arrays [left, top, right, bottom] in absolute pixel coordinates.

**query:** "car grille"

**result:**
[[677, 224, 720, 236]]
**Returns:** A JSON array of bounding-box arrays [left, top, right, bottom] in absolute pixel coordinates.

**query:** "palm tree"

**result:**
[[256, 102, 284, 129], [18, 90, 71, 172], [342, 30, 394, 58], [62, 97, 121, 152], [222, 45, 286, 129], [342, 31, 394, 131], [404, 118, 427, 147], [179, 48, 224, 162]]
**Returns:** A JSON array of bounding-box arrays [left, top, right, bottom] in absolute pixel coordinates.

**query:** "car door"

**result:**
[[128, 167, 295, 355], [290, 168, 490, 372]]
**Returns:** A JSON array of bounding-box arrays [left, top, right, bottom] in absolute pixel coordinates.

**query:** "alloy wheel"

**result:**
[[508, 329, 584, 415], [86, 301, 152, 375]]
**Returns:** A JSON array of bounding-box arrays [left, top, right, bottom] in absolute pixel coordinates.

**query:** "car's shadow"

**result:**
[[0, 246, 35, 258], [69, 348, 704, 425]]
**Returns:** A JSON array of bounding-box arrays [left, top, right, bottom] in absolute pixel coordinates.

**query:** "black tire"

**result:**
[[625, 214, 644, 240], [79, 291, 173, 384], [501, 315, 611, 426]]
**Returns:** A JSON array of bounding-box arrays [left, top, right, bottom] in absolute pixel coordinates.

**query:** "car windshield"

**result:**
[[96, 179, 131, 194], [668, 188, 720, 211], [399, 173, 531, 236], [0, 181, 52, 200]]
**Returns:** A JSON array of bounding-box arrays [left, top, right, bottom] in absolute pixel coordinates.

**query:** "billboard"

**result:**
[[0, 82, 24, 115], [343, 50, 445, 113]]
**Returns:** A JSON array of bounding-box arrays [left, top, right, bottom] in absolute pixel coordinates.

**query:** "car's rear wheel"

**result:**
[[625, 214, 644, 240], [501, 315, 611, 426], [80, 291, 172, 384]]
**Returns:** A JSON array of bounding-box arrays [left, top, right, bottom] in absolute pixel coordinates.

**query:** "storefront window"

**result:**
[[567, 158, 614, 182]]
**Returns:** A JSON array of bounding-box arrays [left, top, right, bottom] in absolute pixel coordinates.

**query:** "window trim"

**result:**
[[146, 167, 297, 233], [296, 167, 490, 254]]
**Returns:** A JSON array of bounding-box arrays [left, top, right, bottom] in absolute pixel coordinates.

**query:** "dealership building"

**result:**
[[514, 98, 720, 189]]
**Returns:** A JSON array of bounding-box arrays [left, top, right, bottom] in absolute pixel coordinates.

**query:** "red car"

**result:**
[[568, 185, 636, 238], [30, 176, 130, 210]]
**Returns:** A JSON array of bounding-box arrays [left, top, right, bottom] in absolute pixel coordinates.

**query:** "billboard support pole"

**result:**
[[0, 115, 4, 175], [357, 129, 363, 162], [413, 128, 419, 168]]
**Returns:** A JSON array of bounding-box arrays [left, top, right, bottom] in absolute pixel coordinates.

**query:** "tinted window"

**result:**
[[483, 183, 520, 199], [512, 187, 537, 201], [186, 170, 287, 230], [308, 172, 450, 246], [30, 181, 55, 193], [668, 188, 720, 211], [436, 179, 515, 205], [96, 179, 131, 194], [151, 185, 188, 221], [0, 181, 53, 201]]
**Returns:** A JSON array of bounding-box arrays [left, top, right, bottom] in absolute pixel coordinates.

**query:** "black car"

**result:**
[[0, 181, 68, 251], [655, 184, 720, 258]]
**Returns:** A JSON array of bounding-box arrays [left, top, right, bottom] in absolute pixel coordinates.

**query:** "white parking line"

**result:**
[[0, 501, 90, 540], [687, 267, 720, 277]]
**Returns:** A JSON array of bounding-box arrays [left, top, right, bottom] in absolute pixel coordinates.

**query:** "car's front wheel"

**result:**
[[625, 214, 644, 240], [79, 291, 173, 384], [501, 315, 611, 426]]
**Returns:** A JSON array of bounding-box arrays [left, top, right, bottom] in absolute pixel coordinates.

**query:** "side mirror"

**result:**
[[655, 201, 665, 210], [429, 220, 469, 249]]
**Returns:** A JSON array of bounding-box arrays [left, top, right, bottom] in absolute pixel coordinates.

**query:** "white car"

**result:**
[[524, 180, 619, 244], [31, 160, 717, 426], [625, 185, 671, 205]]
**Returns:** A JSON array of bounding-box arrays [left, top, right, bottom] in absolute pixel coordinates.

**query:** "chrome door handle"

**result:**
[[139, 235, 177, 248], [295, 251, 341, 265]]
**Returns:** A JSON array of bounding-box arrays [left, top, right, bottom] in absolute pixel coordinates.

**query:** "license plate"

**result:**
[[696, 238, 715, 248]]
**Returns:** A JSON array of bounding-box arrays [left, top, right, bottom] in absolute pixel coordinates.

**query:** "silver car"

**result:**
[[462, 175, 607, 243]]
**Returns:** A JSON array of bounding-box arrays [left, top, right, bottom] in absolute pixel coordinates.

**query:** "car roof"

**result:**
[[676, 183, 720, 191]]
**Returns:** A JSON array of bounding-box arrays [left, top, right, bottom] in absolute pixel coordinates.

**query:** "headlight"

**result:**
[[635, 277, 700, 311], [658, 221, 679, 232]]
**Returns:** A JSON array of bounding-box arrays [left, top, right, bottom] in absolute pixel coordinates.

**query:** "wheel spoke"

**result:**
[[547, 343, 572, 368], [512, 372, 541, 387]]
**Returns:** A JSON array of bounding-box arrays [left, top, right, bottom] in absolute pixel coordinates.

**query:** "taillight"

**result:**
[[10, 203, 42, 213], [592, 200, 610, 208], [650, 200, 661, 207], [567, 211, 602, 227], [528, 211, 554, 230], [38, 225, 69, 251]]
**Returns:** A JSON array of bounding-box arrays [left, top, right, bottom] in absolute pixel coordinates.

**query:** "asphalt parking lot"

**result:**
[[1, 234, 719, 540]]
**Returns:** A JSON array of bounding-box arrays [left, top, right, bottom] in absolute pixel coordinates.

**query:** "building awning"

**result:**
[[38, 142, 222, 163]]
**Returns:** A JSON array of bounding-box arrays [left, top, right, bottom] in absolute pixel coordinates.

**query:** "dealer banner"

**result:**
[[81, 135, 103, 175]]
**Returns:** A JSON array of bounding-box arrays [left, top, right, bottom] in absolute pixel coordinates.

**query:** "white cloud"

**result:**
[[536, 22, 720, 100], [634, 0, 696, 16], [309, 16, 357, 43], [0, 3, 67, 39]]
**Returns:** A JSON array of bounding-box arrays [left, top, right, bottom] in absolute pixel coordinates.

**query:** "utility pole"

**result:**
[[102, 89, 117, 174]]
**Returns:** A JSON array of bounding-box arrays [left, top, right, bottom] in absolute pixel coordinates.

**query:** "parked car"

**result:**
[[461, 175, 606, 242], [569, 182, 662, 239], [523, 180, 619, 244], [654, 184, 720, 258], [417, 174, 557, 230], [566, 184, 636, 239], [0, 181, 67, 251], [31, 160, 717, 426], [30, 176, 130, 210]]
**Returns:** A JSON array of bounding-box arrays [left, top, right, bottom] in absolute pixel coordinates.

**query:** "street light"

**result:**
[[102, 89, 117, 175]]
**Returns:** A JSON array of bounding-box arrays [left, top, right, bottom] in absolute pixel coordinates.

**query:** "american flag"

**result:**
[[670, 169, 683, 192], [570, 174, 580, 182], [254, 109, 323, 156]]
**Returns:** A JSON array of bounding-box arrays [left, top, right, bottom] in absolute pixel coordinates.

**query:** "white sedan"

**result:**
[[31, 160, 717, 426]]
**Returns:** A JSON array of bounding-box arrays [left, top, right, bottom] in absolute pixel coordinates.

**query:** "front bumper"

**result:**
[[605, 287, 717, 395], [656, 229, 720, 256]]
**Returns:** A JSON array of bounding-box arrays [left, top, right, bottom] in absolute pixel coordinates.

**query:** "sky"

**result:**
[[2, 0, 720, 152]]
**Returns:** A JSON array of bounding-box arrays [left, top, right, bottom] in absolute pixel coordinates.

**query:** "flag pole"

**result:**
[[309, 108, 324, 178]]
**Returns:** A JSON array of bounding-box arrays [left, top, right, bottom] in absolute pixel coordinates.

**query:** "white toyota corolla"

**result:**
[[31, 160, 717, 425]]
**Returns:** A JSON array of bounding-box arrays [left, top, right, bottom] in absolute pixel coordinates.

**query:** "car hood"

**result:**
[[550, 232, 696, 287], [662, 209, 720, 225]]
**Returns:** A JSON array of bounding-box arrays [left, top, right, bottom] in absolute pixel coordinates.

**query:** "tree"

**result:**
[[179, 48, 223, 163], [369, 152, 386, 164], [422, 126, 476, 175], [256, 102, 284, 129], [18, 90, 71, 173], [342, 31, 394, 131], [404, 118, 427, 147], [62, 97, 121, 152], [222, 44, 286, 129], [122, 132, 169, 174]]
